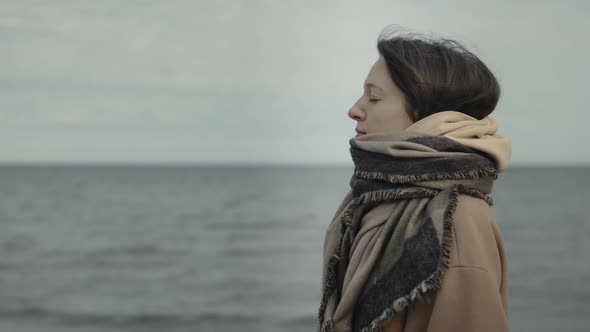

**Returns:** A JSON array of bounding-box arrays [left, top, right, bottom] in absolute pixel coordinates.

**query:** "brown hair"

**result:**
[[376, 25, 501, 121]]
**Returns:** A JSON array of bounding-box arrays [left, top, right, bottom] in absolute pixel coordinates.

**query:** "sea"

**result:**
[[0, 165, 588, 332]]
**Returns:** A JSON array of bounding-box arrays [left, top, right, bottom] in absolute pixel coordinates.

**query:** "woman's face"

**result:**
[[348, 56, 414, 137]]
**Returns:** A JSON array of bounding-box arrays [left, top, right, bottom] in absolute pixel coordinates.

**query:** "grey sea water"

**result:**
[[0, 165, 588, 332]]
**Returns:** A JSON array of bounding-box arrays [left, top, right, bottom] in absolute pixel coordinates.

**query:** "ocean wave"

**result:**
[[84, 244, 163, 257], [0, 306, 263, 327]]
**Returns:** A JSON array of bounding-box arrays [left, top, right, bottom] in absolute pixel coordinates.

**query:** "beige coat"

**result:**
[[380, 194, 510, 332]]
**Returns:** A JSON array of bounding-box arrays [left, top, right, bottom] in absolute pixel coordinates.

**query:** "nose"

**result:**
[[348, 99, 365, 121]]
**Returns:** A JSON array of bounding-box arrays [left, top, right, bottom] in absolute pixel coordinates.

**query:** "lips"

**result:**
[[355, 129, 366, 135]]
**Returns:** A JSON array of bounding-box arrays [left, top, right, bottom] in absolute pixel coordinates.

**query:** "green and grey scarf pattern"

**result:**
[[317, 130, 499, 332]]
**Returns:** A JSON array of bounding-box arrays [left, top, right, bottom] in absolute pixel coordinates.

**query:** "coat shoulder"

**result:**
[[447, 194, 503, 275]]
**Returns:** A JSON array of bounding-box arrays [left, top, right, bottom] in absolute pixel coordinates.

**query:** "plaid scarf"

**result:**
[[317, 130, 500, 332]]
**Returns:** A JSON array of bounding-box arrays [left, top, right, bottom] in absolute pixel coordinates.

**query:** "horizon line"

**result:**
[[0, 161, 588, 168]]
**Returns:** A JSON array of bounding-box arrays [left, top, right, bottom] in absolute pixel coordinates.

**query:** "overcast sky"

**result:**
[[1, 0, 588, 165]]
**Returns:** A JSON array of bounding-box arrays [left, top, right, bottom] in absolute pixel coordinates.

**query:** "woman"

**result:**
[[317, 27, 512, 332]]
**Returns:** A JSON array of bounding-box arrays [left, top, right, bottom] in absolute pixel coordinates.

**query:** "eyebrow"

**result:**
[[364, 82, 384, 93]]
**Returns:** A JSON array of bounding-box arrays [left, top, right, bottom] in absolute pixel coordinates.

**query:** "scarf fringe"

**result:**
[[353, 188, 438, 207], [353, 167, 499, 185], [319, 184, 493, 332]]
